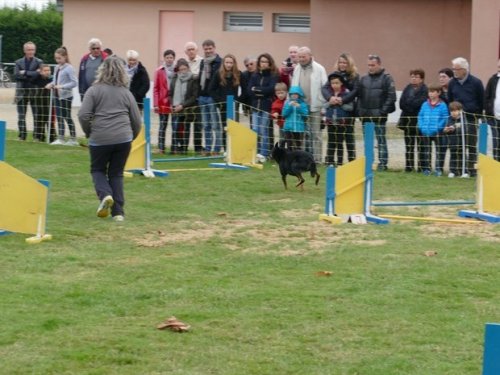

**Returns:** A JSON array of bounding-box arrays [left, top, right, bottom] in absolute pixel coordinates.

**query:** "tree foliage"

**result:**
[[0, 4, 62, 66]]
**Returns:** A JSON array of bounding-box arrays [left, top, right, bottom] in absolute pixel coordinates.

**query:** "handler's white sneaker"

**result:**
[[50, 139, 65, 145], [65, 138, 79, 146], [97, 195, 114, 218]]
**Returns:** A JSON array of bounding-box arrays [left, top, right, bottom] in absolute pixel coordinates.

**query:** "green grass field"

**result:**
[[1, 132, 499, 375]]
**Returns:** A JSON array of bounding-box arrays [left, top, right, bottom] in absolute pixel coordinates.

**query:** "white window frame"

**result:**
[[273, 13, 310, 33], [224, 12, 264, 32]]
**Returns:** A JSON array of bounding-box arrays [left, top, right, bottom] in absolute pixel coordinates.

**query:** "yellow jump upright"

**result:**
[[478, 154, 500, 213], [226, 119, 258, 166], [209, 119, 260, 170], [0, 161, 52, 243], [458, 154, 500, 223], [319, 157, 369, 224], [125, 126, 146, 171]]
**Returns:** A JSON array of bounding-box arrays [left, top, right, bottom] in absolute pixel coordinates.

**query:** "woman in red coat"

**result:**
[[153, 57, 173, 154]]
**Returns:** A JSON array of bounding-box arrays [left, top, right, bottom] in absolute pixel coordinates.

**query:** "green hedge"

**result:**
[[0, 4, 62, 66]]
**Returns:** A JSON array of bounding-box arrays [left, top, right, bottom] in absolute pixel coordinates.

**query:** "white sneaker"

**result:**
[[448, 172, 455, 178], [112, 215, 124, 222], [96, 195, 114, 218], [256, 154, 266, 164], [460, 173, 470, 178], [50, 139, 65, 145], [65, 139, 79, 146]]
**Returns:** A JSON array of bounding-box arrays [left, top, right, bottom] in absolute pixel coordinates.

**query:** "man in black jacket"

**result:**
[[485, 59, 500, 161], [14, 41, 43, 141], [354, 54, 396, 171], [448, 57, 484, 176]]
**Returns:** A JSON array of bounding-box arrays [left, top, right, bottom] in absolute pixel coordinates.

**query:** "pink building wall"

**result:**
[[312, 0, 473, 87], [62, 0, 499, 88], [470, 0, 500, 82], [62, 0, 310, 78]]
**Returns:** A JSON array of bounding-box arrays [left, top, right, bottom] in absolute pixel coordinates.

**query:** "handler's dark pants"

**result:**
[[89, 141, 132, 217]]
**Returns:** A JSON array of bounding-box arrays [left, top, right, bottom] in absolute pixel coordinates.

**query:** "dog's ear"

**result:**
[[278, 140, 285, 148], [274, 142, 279, 148]]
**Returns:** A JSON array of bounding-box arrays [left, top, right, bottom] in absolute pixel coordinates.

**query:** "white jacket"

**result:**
[[291, 60, 328, 112]]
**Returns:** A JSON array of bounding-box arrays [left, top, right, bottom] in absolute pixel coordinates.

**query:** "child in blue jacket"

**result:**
[[282, 85, 309, 151], [417, 84, 449, 176]]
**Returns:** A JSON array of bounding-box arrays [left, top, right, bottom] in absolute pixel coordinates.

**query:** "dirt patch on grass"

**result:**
[[133, 205, 498, 254], [422, 222, 500, 242], [132, 212, 387, 255]]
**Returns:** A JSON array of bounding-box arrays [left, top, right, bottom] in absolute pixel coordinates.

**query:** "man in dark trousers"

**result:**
[[351, 54, 396, 171], [448, 57, 484, 177], [14, 41, 43, 141], [484, 59, 500, 161]]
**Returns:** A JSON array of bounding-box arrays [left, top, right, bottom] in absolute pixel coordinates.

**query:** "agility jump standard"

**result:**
[[133, 96, 258, 171], [319, 122, 500, 224], [0, 121, 52, 243], [319, 122, 388, 224], [124, 98, 168, 178]]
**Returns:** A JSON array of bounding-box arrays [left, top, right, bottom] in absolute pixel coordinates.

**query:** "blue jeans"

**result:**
[[252, 111, 270, 157], [374, 121, 388, 167], [198, 96, 221, 152], [55, 97, 76, 138], [490, 118, 500, 161]]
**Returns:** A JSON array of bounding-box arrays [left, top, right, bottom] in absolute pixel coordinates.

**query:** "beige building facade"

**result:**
[[62, 0, 499, 87]]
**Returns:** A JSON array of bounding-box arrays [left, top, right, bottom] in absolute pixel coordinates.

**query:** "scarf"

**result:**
[[126, 65, 138, 87], [173, 72, 193, 107], [200, 55, 216, 90]]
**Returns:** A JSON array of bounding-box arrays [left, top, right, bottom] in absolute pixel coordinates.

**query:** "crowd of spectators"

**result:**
[[13, 39, 500, 178]]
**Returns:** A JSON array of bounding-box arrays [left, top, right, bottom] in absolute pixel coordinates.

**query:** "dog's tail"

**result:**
[[310, 162, 320, 186]]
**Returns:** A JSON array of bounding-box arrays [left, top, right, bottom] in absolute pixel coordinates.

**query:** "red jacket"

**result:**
[[153, 66, 171, 114], [271, 97, 286, 128]]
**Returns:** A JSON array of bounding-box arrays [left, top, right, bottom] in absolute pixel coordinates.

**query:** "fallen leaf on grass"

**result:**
[[315, 271, 333, 277], [424, 250, 438, 257], [157, 316, 191, 332]]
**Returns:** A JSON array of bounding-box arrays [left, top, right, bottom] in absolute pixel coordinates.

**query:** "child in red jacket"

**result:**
[[271, 82, 288, 144]]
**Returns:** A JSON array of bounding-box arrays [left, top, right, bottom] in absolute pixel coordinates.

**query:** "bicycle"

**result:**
[[0, 65, 12, 88]]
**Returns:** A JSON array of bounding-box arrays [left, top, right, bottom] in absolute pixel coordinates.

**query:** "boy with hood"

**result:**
[[282, 85, 309, 151]]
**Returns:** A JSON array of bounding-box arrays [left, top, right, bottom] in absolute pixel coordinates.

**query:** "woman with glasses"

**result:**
[[78, 38, 109, 100]]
